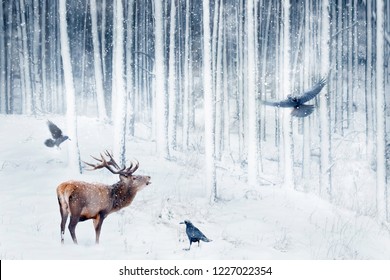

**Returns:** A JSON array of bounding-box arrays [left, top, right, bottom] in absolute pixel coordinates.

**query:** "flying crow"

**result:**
[[262, 78, 326, 117], [44, 120, 70, 148], [180, 220, 212, 250]]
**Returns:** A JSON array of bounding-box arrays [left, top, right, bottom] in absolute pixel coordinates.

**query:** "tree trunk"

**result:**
[[0, 0, 5, 113], [203, 0, 217, 203], [168, 0, 177, 154], [154, 0, 169, 159], [91, 0, 108, 121], [375, 0, 388, 222], [112, 0, 127, 166], [319, 0, 332, 200], [59, 0, 82, 173], [281, 0, 294, 189], [247, 0, 259, 187]]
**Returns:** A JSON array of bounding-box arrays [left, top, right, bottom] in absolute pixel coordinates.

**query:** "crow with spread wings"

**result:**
[[262, 78, 326, 117], [44, 120, 70, 148]]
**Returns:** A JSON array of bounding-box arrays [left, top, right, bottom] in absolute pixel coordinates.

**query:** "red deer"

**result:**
[[56, 151, 151, 244]]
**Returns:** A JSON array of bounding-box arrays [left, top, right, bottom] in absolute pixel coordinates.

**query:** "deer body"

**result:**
[[57, 152, 151, 244]]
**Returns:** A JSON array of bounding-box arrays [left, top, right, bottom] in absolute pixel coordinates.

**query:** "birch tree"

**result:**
[[203, 0, 217, 202], [281, 0, 294, 189], [154, 0, 169, 159], [319, 0, 332, 199], [59, 0, 82, 173], [168, 0, 177, 155], [90, 0, 108, 121], [18, 0, 33, 115], [375, 0, 387, 221], [247, 0, 259, 187], [112, 0, 127, 166], [0, 0, 6, 113]]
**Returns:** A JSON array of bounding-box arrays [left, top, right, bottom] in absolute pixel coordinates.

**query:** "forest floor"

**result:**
[[0, 114, 390, 259]]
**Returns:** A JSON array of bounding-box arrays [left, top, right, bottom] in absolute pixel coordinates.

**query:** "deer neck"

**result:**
[[110, 181, 138, 212]]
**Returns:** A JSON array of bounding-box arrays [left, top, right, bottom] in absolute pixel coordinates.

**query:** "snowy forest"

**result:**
[[1, 0, 390, 259]]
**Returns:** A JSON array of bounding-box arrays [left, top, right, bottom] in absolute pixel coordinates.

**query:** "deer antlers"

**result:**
[[83, 150, 139, 176]]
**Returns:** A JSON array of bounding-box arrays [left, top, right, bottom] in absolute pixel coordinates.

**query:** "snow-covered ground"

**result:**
[[1, 115, 390, 260]]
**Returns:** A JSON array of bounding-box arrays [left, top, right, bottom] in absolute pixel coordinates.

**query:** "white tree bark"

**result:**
[[247, 0, 259, 187], [168, 0, 177, 154], [203, 0, 217, 202], [154, 0, 169, 159], [112, 0, 127, 166], [0, 0, 5, 113], [281, 0, 294, 189], [32, 0, 42, 113], [126, 0, 135, 136], [375, 0, 387, 221], [90, 0, 108, 121], [182, 0, 191, 151], [319, 0, 332, 199], [59, 0, 82, 173], [18, 0, 33, 115]]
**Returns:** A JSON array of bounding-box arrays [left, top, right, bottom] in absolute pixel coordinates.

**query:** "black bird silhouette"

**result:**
[[180, 220, 212, 250], [262, 78, 326, 117], [44, 120, 70, 148]]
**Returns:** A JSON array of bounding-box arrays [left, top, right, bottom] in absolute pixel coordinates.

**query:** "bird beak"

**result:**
[[179, 222, 185, 224]]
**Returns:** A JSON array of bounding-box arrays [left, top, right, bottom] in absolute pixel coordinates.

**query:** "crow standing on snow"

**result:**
[[180, 220, 212, 250], [262, 78, 326, 117], [44, 120, 70, 148]]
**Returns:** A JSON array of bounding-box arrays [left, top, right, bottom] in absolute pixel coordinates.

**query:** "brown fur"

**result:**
[[57, 174, 151, 244]]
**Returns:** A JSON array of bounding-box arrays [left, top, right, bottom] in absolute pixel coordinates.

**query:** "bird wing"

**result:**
[[262, 99, 296, 108], [47, 121, 63, 139], [188, 225, 208, 240], [297, 78, 326, 104]]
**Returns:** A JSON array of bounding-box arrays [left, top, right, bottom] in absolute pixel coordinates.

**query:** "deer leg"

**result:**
[[58, 197, 68, 244], [93, 213, 106, 244], [68, 216, 79, 244], [60, 211, 68, 244]]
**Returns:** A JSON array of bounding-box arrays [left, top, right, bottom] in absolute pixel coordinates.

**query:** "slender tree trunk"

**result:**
[[91, 0, 108, 121], [101, 0, 107, 89], [59, 0, 82, 173], [32, 0, 42, 113], [365, 0, 374, 160], [215, 0, 223, 161], [0, 0, 5, 113], [281, 0, 294, 189], [154, 0, 169, 159], [41, 0, 48, 113], [302, 0, 312, 180], [236, 1, 245, 162], [168, 0, 177, 154], [319, 0, 332, 200], [203, 0, 217, 203], [247, 0, 259, 186], [376, 0, 388, 222], [182, 0, 191, 151], [126, 0, 135, 136], [112, 0, 127, 166], [18, 0, 33, 115]]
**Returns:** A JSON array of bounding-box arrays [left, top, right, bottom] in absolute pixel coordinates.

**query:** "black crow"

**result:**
[[44, 120, 70, 148], [180, 220, 212, 250], [262, 78, 326, 117]]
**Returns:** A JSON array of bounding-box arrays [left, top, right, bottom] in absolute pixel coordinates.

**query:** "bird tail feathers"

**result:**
[[291, 104, 315, 118]]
